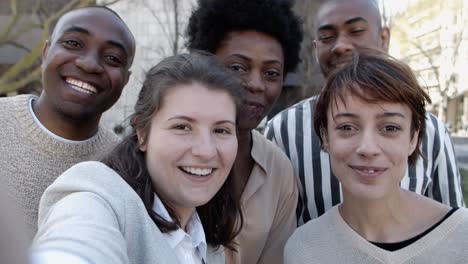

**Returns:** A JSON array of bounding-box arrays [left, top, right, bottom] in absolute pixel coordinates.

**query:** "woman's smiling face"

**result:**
[[139, 82, 238, 216], [325, 93, 419, 201]]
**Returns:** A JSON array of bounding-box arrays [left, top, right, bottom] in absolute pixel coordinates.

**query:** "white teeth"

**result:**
[[66, 78, 98, 94], [368, 170, 375, 173], [181, 167, 213, 176]]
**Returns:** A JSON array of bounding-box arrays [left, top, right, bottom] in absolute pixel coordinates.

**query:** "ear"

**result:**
[[321, 131, 330, 153], [41, 40, 51, 63], [408, 129, 419, 157], [123, 70, 131, 87], [380, 27, 390, 52], [136, 128, 147, 152], [313, 39, 320, 63]]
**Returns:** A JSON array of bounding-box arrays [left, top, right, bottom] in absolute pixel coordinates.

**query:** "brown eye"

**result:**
[[228, 63, 247, 73], [62, 40, 82, 48], [105, 55, 123, 66], [214, 127, 231, 134]]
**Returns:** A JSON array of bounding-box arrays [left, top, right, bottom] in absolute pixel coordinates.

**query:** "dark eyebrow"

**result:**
[[169, 116, 236, 125], [62, 25, 129, 57], [317, 24, 336, 32], [333, 112, 407, 119], [63, 25, 90, 35], [333, 112, 358, 119], [226, 53, 282, 66], [318, 16, 369, 32], [344, 16, 369, 25], [377, 112, 407, 119], [215, 120, 236, 126], [169, 116, 195, 122]]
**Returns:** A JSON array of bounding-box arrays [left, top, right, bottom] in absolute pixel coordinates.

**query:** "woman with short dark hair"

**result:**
[[285, 50, 468, 263]]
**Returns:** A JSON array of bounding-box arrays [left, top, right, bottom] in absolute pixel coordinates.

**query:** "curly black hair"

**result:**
[[185, 0, 303, 74]]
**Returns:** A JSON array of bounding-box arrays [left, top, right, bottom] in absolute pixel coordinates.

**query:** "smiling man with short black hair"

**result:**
[[0, 6, 135, 240]]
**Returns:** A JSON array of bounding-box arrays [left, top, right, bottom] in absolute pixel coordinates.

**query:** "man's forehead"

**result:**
[[53, 8, 131, 41], [316, 0, 380, 28], [52, 8, 134, 55]]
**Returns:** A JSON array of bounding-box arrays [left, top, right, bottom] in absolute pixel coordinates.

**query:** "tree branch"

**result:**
[[0, 66, 41, 95], [6, 40, 31, 52]]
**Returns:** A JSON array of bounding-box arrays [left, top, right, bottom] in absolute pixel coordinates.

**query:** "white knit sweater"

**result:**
[[32, 161, 225, 264]]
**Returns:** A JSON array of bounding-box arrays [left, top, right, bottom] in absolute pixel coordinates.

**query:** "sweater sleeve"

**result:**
[[32, 162, 131, 264]]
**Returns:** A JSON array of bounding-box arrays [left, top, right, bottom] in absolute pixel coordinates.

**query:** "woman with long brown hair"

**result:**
[[32, 52, 243, 264]]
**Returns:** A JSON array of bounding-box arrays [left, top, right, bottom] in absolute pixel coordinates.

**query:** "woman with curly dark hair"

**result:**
[[186, 1, 303, 263], [32, 52, 243, 264]]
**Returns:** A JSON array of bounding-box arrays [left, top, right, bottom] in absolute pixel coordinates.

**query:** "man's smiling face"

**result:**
[[313, 0, 389, 77], [41, 7, 135, 121]]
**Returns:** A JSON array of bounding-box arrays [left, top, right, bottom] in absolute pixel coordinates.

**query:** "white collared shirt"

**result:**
[[153, 194, 207, 264]]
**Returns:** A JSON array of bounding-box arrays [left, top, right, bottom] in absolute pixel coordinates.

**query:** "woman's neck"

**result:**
[[176, 207, 196, 232], [339, 189, 451, 243], [339, 189, 412, 242]]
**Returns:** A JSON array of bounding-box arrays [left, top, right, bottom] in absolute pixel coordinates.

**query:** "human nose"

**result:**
[[244, 70, 265, 93], [355, 130, 381, 157], [191, 131, 217, 160], [331, 35, 354, 56], [75, 50, 104, 73]]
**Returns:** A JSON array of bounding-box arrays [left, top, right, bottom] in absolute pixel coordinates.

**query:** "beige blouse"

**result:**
[[226, 130, 298, 264]]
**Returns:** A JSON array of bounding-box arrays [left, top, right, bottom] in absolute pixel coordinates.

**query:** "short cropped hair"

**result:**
[[186, 0, 303, 74], [314, 50, 431, 165]]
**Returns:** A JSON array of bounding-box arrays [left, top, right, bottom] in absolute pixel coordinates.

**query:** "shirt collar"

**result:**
[[152, 194, 207, 261]]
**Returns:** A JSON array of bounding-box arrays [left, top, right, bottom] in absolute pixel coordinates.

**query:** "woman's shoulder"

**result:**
[[50, 161, 128, 191], [41, 161, 138, 211]]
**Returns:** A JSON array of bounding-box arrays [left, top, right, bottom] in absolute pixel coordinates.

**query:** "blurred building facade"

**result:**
[[100, 0, 196, 134], [0, 0, 79, 95], [389, 0, 468, 135], [1, 0, 322, 133]]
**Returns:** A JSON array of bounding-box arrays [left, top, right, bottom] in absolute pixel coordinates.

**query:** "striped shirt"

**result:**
[[265, 96, 465, 225]]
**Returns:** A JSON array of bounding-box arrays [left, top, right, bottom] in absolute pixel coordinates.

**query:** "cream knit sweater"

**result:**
[[285, 206, 468, 263], [0, 95, 118, 240]]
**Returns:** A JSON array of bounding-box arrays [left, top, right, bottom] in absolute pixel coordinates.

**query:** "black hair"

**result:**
[[186, 0, 303, 74]]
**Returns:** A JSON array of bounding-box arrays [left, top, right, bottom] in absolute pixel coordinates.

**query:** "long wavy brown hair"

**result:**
[[102, 51, 244, 249]]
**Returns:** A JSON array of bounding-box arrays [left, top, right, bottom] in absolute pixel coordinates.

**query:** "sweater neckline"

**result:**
[[14, 94, 115, 157], [369, 207, 459, 251], [331, 206, 467, 262]]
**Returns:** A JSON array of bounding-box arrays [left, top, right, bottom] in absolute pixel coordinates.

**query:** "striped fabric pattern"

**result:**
[[265, 96, 465, 225]]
